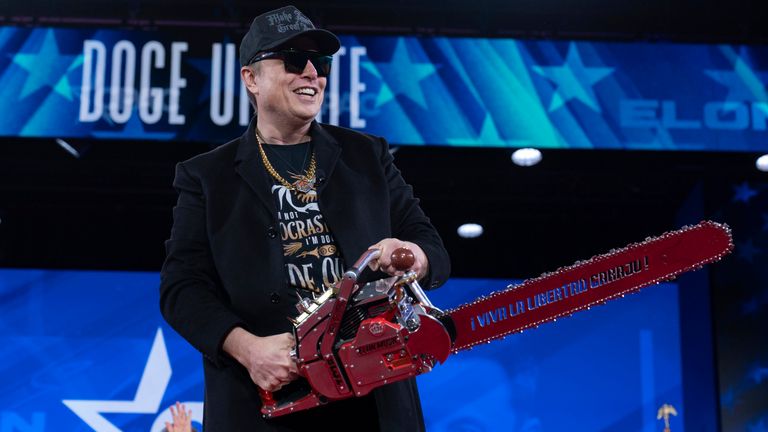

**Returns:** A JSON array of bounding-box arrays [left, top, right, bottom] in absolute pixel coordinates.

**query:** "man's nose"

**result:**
[[301, 59, 318, 78]]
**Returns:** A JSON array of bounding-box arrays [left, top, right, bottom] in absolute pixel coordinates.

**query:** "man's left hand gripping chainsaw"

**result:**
[[259, 220, 733, 418]]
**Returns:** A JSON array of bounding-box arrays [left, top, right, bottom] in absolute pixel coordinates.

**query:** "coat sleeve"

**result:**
[[378, 137, 451, 289], [159, 162, 245, 367]]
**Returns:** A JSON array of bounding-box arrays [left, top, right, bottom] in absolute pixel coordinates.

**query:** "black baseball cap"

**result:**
[[240, 5, 341, 66]]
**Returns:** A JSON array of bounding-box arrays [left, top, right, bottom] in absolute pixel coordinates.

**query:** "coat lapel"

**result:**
[[310, 122, 341, 193], [234, 118, 276, 214]]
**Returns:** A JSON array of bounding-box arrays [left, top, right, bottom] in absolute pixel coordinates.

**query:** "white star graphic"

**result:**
[[62, 328, 172, 432], [532, 43, 613, 113]]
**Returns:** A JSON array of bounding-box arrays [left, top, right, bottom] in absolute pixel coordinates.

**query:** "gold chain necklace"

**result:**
[[256, 129, 317, 194]]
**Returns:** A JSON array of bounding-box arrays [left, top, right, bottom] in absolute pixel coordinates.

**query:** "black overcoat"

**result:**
[[160, 118, 451, 431]]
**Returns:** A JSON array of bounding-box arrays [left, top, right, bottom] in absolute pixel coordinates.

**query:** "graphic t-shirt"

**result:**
[[263, 141, 345, 294]]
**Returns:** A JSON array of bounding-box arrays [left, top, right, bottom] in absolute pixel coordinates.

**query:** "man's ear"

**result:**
[[240, 66, 259, 95]]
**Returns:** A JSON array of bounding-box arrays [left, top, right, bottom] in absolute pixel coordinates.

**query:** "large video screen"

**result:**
[[2, 26, 767, 150], [0, 268, 710, 431]]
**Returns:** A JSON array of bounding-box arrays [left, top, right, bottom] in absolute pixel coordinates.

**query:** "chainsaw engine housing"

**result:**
[[260, 273, 452, 418]]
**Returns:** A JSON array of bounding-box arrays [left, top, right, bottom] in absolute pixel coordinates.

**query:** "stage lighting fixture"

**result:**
[[757, 154, 768, 172], [457, 223, 483, 238], [511, 148, 542, 166]]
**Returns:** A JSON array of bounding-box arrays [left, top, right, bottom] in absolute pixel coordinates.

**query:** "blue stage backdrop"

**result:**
[[707, 180, 768, 431], [1, 26, 767, 150], [0, 269, 710, 431]]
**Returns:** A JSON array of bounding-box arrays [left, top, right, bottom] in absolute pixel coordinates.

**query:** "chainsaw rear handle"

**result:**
[[258, 247, 417, 410]]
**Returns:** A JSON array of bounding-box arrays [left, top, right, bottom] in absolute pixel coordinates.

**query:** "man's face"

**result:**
[[249, 40, 327, 125]]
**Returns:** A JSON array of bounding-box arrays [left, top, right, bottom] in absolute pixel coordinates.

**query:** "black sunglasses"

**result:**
[[249, 49, 332, 77]]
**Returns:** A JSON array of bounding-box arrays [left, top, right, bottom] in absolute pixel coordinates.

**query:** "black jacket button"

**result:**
[[270, 292, 281, 304], [267, 226, 278, 239]]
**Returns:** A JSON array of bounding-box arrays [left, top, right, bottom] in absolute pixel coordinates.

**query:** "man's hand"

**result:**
[[222, 328, 299, 392], [368, 238, 429, 279]]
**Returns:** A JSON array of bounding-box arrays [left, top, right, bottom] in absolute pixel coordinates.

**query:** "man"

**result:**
[[160, 5, 450, 431]]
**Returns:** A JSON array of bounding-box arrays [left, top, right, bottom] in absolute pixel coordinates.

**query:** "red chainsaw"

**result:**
[[258, 220, 733, 418]]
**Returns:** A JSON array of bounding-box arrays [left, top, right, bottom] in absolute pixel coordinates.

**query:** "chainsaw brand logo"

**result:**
[[368, 321, 384, 336], [358, 337, 399, 355]]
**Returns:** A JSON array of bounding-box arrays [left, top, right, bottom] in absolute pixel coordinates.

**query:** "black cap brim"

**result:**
[[260, 29, 340, 56]]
